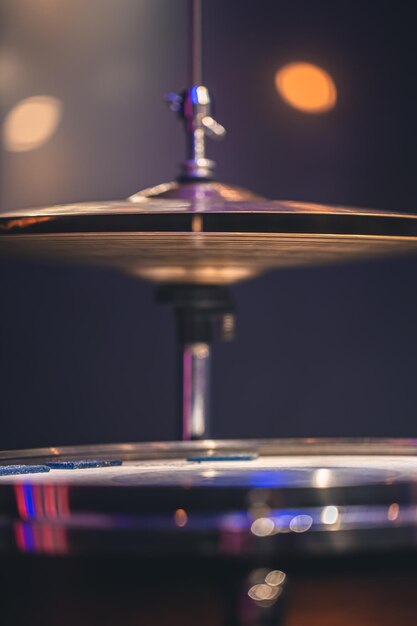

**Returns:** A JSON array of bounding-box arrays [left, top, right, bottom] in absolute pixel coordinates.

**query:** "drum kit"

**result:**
[[1, 1, 417, 624]]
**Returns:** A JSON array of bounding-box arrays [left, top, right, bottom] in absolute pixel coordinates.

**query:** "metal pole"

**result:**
[[189, 0, 202, 86], [182, 342, 211, 440], [165, 0, 225, 180], [157, 283, 233, 443]]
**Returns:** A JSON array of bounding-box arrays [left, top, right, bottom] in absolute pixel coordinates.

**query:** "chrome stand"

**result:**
[[165, 0, 225, 182], [182, 342, 211, 439], [154, 2, 234, 440], [157, 285, 235, 440]]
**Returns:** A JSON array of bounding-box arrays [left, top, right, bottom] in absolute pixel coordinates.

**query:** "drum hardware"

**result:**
[[0, 0, 417, 542], [2, 439, 417, 625], [1, 1, 417, 442], [157, 284, 235, 440], [1, 2, 417, 624]]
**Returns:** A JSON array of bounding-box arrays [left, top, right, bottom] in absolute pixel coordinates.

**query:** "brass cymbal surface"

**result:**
[[1, 198, 417, 284]]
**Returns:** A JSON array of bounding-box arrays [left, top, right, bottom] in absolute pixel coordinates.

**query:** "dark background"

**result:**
[[1, 0, 416, 450]]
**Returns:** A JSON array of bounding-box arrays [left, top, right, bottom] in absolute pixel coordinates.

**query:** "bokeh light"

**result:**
[[265, 570, 286, 586], [289, 514, 313, 532], [251, 516, 275, 537], [387, 502, 400, 521], [174, 508, 188, 527], [248, 583, 280, 602], [321, 505, 339, 525], [3, 95, 62, 152], [275, 62, 337, 113], [313, 467, 332, 488]]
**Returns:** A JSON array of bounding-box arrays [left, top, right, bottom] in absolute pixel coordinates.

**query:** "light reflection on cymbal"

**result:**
[[174, 508, 188, 527], [265, 570, 286, 587], [248, 583, 281, 602], [289, 514, 313, 533], [321, 505, 340, 526], [250, 517, 275, 537], [313, 467, 332, 488], [387, 502, 400, 521]]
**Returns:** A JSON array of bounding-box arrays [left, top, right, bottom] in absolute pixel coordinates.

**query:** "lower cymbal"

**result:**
[[1, 198, 417, 284], [1, 446, 416, 488], [2, 440, 417, 626], [1, 438, 417, 558]]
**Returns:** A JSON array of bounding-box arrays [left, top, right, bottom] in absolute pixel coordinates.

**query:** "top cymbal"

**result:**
[[1, 184, 417, 284]]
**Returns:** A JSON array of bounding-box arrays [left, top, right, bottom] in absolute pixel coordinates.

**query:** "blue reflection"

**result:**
[[247, 470, 300, 488], [22, 523, 35, 552], [23, 484, 36, 518], [190, 86, 199, 104]]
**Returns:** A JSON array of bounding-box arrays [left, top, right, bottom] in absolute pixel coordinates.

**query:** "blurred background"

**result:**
[[1, 0, 417, 449]]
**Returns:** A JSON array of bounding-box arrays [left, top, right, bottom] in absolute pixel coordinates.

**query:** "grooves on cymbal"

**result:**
[[1, 199, 417, 284]]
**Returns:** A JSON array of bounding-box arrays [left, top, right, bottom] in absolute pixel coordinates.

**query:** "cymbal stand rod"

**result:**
[[157, 285, 235, 441], [189, 0, 202, 86], [182, 342, 211, 440], [165, 0, 226, 180]]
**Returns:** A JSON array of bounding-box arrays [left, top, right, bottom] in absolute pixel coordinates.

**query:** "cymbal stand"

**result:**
[[156, 0, 233, 441], [157, 285, 235, 440]]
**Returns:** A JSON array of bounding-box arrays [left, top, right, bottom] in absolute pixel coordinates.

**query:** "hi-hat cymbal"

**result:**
[[1, 192, 417, 284]]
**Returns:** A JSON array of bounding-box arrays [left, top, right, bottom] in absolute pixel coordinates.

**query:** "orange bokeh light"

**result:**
[[174, 508, 188, 527], [275, 62, 337, 113]]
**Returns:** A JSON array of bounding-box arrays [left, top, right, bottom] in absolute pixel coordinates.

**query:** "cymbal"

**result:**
[[1, 194, 417, 284], [1, 437, 417, 488], [1, 438, 417, 557], [2, 439, 417, 624]]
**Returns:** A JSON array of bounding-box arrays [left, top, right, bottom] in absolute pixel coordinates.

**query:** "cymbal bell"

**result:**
[[1, 184, 417, 285]]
